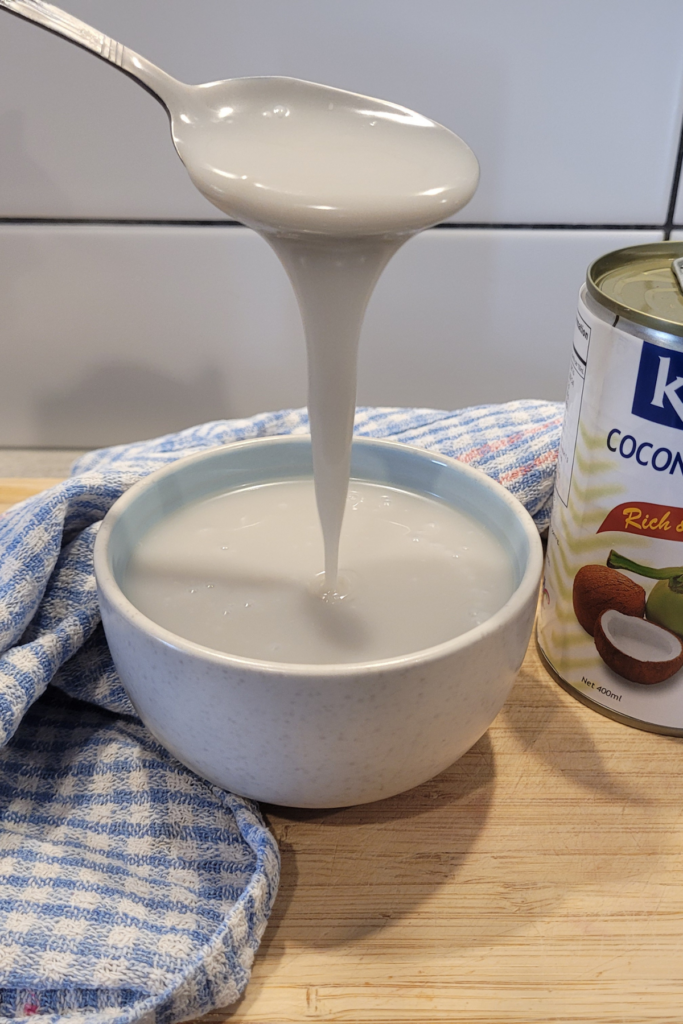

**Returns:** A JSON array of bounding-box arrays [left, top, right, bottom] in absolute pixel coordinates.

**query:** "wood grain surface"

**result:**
[[228, 641, 683, 1024], [3, 479, 683, 1023], [0, 477, 63, 515]]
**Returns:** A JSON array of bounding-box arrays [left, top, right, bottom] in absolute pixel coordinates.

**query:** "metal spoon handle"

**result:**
[[0, 0, 180, 110]]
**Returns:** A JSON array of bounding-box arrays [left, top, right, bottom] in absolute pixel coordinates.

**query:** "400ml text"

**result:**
[[582, 677, 622, 701]]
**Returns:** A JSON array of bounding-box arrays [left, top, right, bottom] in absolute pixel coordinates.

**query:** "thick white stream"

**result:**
[[174, 78, 479, 591], [268, 233, 401, 583]]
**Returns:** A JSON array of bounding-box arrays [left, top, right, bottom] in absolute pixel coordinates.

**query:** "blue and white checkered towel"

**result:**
[[0, 399, 562, 1023]]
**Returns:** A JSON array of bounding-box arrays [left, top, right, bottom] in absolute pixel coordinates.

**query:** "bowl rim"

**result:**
[[94, 435, 544, 677]]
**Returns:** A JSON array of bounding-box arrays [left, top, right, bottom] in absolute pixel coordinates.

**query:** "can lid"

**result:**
[[588, 241, 683, 337]]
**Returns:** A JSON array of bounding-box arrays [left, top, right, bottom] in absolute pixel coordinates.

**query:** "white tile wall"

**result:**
[[359, 229, 664, 407], [0, 1, 681, 448], [0, 0, 682, 223], [0, 225, 661, 448], [0, 225, 305, 447]]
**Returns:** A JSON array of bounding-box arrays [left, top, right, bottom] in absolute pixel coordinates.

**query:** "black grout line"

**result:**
[[434, 222, 664, 231], [0, 217, 669, 231], [664, 107, 683, 239], [0, 218, 240, 227]]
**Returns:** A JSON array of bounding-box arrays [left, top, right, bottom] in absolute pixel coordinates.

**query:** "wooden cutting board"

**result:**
[[0, 478, 64, 515], [2, 478, 683, 1023]]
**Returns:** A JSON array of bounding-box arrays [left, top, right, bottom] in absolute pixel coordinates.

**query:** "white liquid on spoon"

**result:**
[[176, 79, 478, 237], [123, 479, 513, 665], [174, 79, 479, 591]]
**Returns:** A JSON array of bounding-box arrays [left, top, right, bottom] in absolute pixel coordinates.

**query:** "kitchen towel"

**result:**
[[0, 689, 279, 1024], [0, 398, 563, 1023]]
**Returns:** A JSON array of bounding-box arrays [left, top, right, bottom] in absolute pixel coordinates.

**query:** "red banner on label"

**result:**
[[597, 501, 683, 538]]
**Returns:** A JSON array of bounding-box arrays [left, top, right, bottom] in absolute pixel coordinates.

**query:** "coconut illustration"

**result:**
[[572, 564, 646, 635], [645, 579, 683, 636], [594, 608, 683, 684], [607, 550, 683, 638]]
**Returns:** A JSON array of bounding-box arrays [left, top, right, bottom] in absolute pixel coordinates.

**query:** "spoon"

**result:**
[[0, 0, 479, 235]]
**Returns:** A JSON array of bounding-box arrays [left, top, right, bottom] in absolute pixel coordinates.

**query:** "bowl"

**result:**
[[94, 436, 543, 807]]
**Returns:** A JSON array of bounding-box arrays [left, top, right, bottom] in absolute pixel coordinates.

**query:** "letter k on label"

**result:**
[[652, 356, 683, 422]]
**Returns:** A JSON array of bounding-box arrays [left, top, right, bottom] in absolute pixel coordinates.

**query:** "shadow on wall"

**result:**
[[35, 362, 228, 448]]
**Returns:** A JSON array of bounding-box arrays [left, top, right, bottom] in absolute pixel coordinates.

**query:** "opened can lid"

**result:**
[[588, 241, 683, 338]]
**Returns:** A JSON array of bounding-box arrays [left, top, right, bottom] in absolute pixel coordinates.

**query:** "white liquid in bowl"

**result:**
[[122, 479, 514, 665]]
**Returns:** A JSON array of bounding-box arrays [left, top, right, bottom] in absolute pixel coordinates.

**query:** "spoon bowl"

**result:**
[[173, 76, 479, 235]]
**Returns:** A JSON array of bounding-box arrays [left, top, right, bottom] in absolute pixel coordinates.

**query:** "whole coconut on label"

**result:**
[[572, 565, 646, 636], [607, 550, 683, 639], [646, 580, 683, 637]]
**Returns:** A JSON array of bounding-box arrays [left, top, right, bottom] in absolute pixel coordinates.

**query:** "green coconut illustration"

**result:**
[[607, 550, 683, 638]]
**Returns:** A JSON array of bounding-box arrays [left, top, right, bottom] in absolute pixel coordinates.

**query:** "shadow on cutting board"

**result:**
[[258, 730, 497, 953]]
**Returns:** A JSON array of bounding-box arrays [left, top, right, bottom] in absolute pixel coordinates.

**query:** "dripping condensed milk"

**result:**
[[538, 242, 683, 733], [120, 82, 493, 662]]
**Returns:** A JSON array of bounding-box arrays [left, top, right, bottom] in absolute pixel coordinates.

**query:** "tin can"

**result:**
[[537, 241, 683, 734]]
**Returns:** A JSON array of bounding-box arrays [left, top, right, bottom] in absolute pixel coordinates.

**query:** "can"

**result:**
[[537, 241, 683, 734]]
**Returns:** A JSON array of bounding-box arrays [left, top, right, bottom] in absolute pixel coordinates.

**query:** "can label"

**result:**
[[538, 289, 683, 730]]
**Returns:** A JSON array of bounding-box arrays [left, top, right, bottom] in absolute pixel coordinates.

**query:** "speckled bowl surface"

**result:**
[[94, 436, 543, 807]]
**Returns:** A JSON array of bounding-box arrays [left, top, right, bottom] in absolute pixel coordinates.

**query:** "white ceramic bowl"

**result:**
[[94, 437, 543, 807]]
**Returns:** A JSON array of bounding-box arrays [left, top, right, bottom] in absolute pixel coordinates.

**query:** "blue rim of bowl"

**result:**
[[94, 436, 544, 677]]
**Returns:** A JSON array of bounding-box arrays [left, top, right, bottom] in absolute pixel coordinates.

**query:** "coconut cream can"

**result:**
[[537, 241, 683, 734]]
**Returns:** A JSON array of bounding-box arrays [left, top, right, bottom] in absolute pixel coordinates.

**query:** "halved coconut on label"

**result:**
[[594, 609, 683, 684]]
